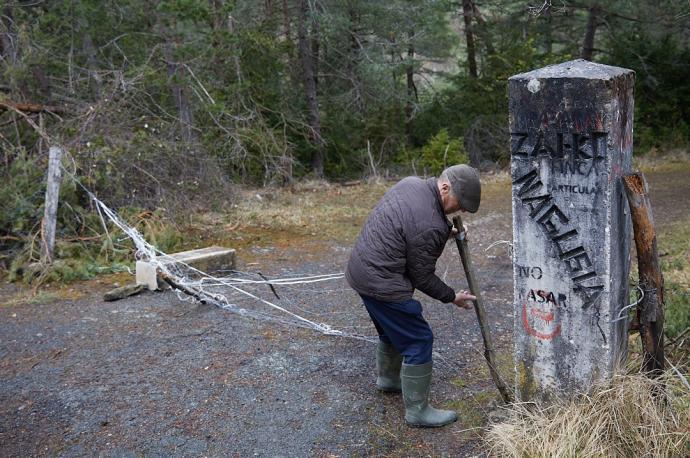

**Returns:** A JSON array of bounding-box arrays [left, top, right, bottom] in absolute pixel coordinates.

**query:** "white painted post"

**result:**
[[42, 146, 63, 263]]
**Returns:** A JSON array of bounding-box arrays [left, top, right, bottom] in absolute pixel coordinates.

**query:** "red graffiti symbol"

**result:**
[[522, 302, 561, 341], [530, 307, 555, 324]]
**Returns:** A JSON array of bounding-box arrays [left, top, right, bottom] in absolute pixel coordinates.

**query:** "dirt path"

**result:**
[[1, 168, 688, 457]]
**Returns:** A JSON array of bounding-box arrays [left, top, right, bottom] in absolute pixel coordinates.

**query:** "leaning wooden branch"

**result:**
[[623, 172, 665, 376], [0, 101, 53, 141], [0, 100, 66, 114], [453, 215, 515, 403]]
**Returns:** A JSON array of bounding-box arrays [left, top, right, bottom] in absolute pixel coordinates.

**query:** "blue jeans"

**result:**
[[360, 294, 433, 365]]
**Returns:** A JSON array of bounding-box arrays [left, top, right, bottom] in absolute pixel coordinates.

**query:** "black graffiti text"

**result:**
[[513, 168, 604, 310], [525, 288, 568, 308], [516, 265, 543, 279], [510, 130, 607, 177]]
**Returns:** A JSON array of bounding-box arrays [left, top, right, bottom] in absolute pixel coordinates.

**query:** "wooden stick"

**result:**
[[666, 327, 689, 349], [623, 172, 665, 376], [159, 270, 231, 309], [453, 214, 514, 403], [158, 270, 209, 304]]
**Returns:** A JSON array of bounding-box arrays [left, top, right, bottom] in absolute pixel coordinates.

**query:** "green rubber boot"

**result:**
[[401, 361, 458, 427], [376, 341, 402, 392]]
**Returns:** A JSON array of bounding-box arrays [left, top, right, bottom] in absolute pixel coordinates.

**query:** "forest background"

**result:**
[[1, 0, 689, 283]]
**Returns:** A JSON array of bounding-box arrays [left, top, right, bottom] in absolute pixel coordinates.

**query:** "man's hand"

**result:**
[[449, 225, 469, 241], [453, 290, 476, 309]]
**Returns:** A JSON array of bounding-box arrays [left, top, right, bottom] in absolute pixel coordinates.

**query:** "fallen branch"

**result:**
[[666, 327, 689, 350], [159, 270, 210, 304], [0, 102, 52, 141], [0, 100, 67, 114], [103, 284, 145, 302]]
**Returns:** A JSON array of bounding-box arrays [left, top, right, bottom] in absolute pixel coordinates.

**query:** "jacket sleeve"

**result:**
[[406, 228, 455, 303]]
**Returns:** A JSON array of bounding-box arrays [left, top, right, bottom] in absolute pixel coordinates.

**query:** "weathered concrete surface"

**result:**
[[136, 247, 236, 290], [509, 59, 634, 400]]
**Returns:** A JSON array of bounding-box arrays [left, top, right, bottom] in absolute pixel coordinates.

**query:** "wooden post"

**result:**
[[623, 172, 665, 375], [41, 146, 63, 263], [453, 214, 514, 403]]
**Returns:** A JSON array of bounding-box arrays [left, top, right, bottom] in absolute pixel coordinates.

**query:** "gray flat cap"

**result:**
[[445, 164, 481, 213]]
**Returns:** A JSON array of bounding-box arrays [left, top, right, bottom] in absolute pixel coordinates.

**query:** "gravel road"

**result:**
[[2, 169, 687, 457]]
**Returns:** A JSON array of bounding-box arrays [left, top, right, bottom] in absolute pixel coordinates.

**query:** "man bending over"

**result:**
[[346, 164, 480, 427]]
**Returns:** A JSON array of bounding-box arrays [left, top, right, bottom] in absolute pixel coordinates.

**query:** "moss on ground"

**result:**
[[444, 391, 493, 428]]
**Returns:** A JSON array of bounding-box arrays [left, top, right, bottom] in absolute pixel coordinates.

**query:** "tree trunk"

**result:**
[[469, 0, 495, 57], [155, 6, 196, 143], [209, 0, 226, 75], [31, 66, 52, 102], [581, 6, 598, 61], [405, 31, 417, 143], [282, 0, 292, 42], [163, 40, 195, 143], [265, 0, 274, 19], [211, 0, 224, 31], [623, 173, 665, 376], [348, 5, 363, 113], [543, 6, 553, 54], [210, 0, 225, 45], [462, 0, 478, 78], [297, 0, 324, 177], [82, 33, 102, 98], [310, 2, 320, 93], [0, 4, 17, 65], [226, 14, 243, 85]]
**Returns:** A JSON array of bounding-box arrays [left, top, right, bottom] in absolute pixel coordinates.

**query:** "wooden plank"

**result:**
[[41, 146, 63, 263], [623, 172, 665, 375], [453, 214, 514, 403]]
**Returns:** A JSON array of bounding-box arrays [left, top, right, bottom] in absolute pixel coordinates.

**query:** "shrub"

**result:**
[[415, 128, 468, 176]]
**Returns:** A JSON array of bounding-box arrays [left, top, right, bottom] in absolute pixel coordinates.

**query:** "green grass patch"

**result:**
[[658, 216, 690, 338], [444, 391, 494, 429], [634, 150, 690, 174], [6, 206, 187, 286], [2, 290, 61, 308]]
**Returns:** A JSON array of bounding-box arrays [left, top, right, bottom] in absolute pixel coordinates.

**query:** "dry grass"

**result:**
[[485, 372, 690, 458], [634, 149, 690, 173], [222, 175, 513, 240]]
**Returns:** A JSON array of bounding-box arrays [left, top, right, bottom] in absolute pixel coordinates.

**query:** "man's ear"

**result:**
[[439, 181, 451, 195]]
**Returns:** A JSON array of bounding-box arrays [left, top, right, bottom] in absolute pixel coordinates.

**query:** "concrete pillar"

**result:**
[[509, 59, 634, 401]]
